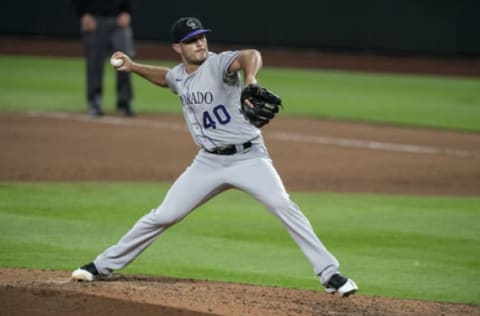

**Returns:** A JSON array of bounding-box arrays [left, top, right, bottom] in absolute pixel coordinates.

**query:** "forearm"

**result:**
[[131, 63, 169, 87], [242, 49, 262, 86], [229, 49, 263, 86]]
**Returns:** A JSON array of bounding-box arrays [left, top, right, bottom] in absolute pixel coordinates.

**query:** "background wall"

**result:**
[[1, 0, 479, 55]]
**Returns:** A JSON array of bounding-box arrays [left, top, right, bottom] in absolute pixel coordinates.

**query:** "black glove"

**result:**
[[240, 84, 282, 128]]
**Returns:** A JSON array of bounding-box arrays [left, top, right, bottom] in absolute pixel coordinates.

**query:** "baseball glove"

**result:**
[[240, 84, 282, 128]]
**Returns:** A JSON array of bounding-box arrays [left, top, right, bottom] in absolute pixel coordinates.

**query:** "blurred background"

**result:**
[[1, 0, 479, 58]]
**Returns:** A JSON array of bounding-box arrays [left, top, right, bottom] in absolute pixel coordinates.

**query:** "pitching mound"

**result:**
[[1, 268, 479, 316]]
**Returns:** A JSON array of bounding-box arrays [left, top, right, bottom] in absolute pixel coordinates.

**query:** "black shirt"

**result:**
[[72, 0, 132, 17]]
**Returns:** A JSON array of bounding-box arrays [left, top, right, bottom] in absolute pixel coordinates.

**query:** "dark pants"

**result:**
[[83, 16, 134, 111]]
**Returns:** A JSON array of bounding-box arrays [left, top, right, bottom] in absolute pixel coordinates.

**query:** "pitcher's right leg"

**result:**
[[73, 157, 225, 280]]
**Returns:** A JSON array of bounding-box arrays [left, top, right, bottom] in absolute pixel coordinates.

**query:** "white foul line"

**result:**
[[268, 132, 479, 158], [27, 111, 480, 158]]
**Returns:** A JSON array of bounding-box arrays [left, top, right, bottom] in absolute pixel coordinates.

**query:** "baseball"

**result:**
[[110, 58, 124, 67]]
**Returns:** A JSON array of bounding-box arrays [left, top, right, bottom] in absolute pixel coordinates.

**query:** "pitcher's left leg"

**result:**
[[228, 157, 339, 282]]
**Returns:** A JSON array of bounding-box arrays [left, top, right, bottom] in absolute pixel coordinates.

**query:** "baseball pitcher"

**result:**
[[72, 17, 358, 297]]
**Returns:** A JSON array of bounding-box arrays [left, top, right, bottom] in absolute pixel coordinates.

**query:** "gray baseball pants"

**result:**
[[94, 143, 340, 284]]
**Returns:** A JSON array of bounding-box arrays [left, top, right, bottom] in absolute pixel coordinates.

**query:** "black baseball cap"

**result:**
[[171, 17, 212, 43]]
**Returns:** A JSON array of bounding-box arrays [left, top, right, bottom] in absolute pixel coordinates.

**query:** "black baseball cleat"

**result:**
[[122, 107, 135, 117], [117, 101, 135, 117], [71, 262, 99, 281], [324, 273, 358, 297], [88, 105, 104, 117]]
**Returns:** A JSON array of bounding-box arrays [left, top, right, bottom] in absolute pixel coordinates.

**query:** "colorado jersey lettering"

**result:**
[[166, 51, 260, 150]]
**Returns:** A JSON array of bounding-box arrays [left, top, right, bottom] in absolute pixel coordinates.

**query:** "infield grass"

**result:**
[[1, 55, 480, 131], [0, 182, 478, 305]]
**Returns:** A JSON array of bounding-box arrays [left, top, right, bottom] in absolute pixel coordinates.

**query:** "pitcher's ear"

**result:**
[[172, 43, 181, 54]]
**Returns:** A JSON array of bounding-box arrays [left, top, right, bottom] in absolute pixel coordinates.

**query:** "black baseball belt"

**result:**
[[206, 141, 253, 155]]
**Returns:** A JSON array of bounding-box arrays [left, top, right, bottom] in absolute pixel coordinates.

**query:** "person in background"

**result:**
[[72, 0, 135, 117]]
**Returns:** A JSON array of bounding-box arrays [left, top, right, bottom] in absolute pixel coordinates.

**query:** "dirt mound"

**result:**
[[1, 268, 479, 316], [1, 287, 208, 316]]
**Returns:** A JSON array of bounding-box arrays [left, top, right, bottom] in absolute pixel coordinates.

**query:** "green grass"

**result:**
[[1, 55, 479, 131], [265, 68, 480, 131], [0, 55, 179, 114], [0, 182, 479, 305]]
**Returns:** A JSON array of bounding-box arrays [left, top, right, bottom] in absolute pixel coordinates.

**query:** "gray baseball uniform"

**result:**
[[93, 50, 340, 285]]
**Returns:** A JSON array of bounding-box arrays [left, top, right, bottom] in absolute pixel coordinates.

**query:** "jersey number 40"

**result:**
[[203, 105, 231, 129]]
